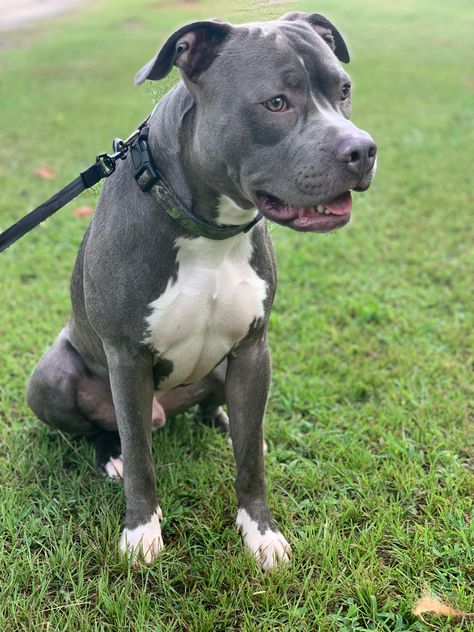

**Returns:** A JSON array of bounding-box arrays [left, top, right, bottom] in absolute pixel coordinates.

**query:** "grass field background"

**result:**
[[0, 0, 473, 629]]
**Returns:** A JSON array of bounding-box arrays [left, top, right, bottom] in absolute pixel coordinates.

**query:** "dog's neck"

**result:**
[[147, 83, 256, 227]]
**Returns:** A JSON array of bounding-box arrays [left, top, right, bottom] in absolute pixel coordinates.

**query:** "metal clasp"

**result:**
[[95, 153, 117, 177]]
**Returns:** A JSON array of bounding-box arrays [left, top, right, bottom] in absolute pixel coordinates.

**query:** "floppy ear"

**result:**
[[280, 12, 350, 63], [135, 20, 232, 85]]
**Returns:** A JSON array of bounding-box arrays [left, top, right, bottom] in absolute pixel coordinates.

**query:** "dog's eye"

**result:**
[[341, 84, 351, 100], [263, 96, 288, 112]]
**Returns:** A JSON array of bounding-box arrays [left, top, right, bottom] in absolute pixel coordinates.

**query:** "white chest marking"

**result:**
[[145, 234, 266, 391], [216, 195, 259, 226]]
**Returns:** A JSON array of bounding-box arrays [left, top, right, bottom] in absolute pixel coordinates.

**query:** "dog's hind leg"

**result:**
[[27, 325, 125, 478], [157, 361, 230, 434], [86, 430, 123, 479], [84, 393, 166, 480], [27, 326, 99, 435], [194, 363, 230, 435]]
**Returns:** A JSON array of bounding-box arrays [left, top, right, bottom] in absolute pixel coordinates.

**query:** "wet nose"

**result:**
[[336, 134, 377, 178]]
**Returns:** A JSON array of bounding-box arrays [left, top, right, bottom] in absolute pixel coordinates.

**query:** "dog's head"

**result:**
[[136, 13, 377, 233]]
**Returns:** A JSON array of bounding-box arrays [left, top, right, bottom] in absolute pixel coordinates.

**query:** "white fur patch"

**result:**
[[120, 506, 164, 564], [236, 508, 291, 571], [216, 195, 258, 226], [145, 233, 266, 391], [104, 455, 123, 480]]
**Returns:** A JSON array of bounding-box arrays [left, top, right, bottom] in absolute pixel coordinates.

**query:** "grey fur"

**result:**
[[26, 13, 376, 565]]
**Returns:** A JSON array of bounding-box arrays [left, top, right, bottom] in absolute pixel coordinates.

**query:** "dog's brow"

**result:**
[[340, 72, 351, 84], [283, 69, 305, 90]]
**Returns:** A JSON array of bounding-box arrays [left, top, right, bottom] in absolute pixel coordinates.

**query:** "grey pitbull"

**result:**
[[26, 12, 376, 570]]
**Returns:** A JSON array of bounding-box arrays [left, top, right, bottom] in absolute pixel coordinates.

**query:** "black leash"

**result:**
[[0, 120, 149, 254], [0, 116, 262, 253]]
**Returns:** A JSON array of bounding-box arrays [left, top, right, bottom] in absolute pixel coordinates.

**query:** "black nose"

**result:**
[[336, 134, 377, 178]]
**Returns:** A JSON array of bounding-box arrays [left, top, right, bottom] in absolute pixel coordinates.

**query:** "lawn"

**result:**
[[0, 0, 472, 629]]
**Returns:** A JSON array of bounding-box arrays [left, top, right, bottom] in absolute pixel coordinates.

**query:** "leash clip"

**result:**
[[112, 138, 128, 158], [95, 153, 117, 177]]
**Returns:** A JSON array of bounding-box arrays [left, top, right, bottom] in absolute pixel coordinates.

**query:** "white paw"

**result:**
[[236, 508, 291, 571], [120, 507, 164, 564], [104, 454, 123, 480]]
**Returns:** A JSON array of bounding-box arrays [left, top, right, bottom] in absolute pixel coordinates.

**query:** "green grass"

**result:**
[[0, 0, 473, 629]]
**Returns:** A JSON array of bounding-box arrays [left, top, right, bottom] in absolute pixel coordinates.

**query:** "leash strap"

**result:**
[[0, 118, 149, 254], [0, 157, 117, 253]]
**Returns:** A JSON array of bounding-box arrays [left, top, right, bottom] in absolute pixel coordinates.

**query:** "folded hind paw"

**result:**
[[104, 454, 123, 480]]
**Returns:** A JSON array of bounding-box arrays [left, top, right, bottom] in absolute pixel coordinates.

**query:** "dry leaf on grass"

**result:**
[[413, 592, 474, 620], [72, 206, 94, 218], [35, 166, 57, 180]]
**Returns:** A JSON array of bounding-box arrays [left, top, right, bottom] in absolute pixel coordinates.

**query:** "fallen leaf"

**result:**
[[35, 166, 57, 180], [413, 592, 474, 620], [73, 206, 94, 218]]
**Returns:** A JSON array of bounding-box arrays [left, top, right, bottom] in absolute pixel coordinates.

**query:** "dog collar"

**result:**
[[149, 178, 262, 240], [131, 125, 262, 240]]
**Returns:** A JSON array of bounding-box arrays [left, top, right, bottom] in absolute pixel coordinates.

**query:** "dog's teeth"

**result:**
[[316, 204, 325, 213], [324, 209, 331, 215]]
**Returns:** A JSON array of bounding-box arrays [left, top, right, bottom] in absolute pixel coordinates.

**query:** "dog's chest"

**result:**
[[145, 235, 266, 391]]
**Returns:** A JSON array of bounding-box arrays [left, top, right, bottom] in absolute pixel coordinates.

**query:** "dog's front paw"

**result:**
[[120, 507, 164, 564], [236, 508, 291, 571]]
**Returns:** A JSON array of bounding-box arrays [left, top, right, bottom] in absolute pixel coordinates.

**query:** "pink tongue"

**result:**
[[324, 191, 352, 215]]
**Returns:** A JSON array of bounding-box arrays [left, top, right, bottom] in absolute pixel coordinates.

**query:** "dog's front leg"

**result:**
[[226, 337, 291, 571], [105, 347, 162, 564]]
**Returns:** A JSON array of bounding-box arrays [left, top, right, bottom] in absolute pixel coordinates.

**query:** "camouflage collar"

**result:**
[[131, 123, 262, 240], [149, 177, 262, 240]]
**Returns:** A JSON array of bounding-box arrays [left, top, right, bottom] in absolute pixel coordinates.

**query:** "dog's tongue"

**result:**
[[324, 191, 352, 215]]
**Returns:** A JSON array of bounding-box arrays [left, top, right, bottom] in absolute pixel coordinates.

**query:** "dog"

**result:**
[[26, 11, 376, 570]]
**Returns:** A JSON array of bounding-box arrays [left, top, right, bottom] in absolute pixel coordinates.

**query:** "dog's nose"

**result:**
[[336, 134, 377, 178]]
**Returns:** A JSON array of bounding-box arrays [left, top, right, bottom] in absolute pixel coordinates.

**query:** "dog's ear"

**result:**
[[280, 12, 350, 63], [135, 20, 232, 85]]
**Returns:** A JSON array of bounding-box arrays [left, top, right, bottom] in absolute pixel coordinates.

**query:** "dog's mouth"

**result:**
[[255, 191, 353, 232]]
